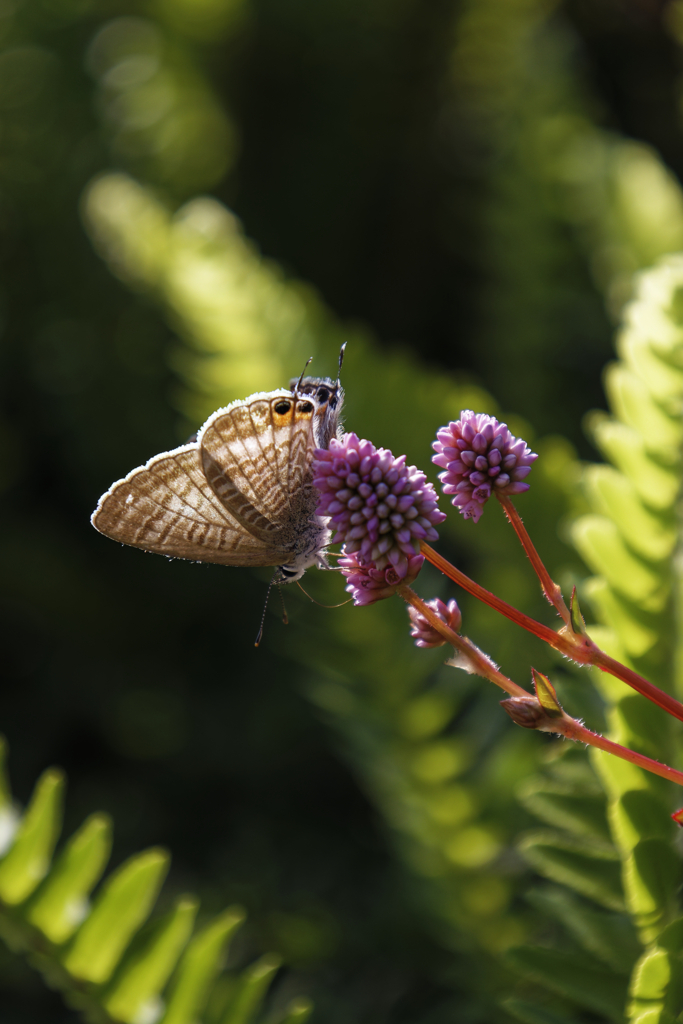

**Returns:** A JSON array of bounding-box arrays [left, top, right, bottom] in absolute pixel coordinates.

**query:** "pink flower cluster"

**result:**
[[408, 597, 462, 648], [433, 411, 537, 523], [312, 433, 446, 605]]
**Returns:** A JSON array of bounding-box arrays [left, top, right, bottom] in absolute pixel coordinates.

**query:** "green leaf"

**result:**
[[532, 670, 563, 718], [609, 790, 673, 854], [617, 330, 683, 409], [569, 587, 588, 637], [656, 917, 683, 954], [518, 832, 624, 911], [591, 748, 651, 803], [583, 465, 676, 562], [590, 418, 680, 512], [103, 895, 198, 1024], [583, 578, 659, 658], [506, 946, 628, 1021], [528, 887, 641, 975], [627, 947, 671, 1021], [161, 907, 245, 1024], [604, 362, 682, 457], [219, 953, 281, 1024], [62, 847, 169, 984], [623, 840, 681, 930], [516, 779, 611, 843], [571, 516, 668, 610], [0, 769, 65, 905], [25, 813, 112, 944]]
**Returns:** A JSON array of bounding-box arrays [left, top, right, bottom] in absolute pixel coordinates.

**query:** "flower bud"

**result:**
[[408, 597, 462, 648]]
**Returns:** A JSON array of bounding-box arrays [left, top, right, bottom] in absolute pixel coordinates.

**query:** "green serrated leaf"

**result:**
[[219, 953, 281, 1024], [506, 945, 628, 1021], [528, 887, 641, 975], [618, 331, 683, 407], [583, 577, 659, 658], [25, 813, 112, 944], [103, 895, 198, 1023], [161, 907, 245, 1024], [571, 516, 668, 609], [590, 419, 680, 512], [518, 832, 624, 911], [0, 769, 65, 905], [583, 465, 677, 562], [62, 847, 169, 984], [604, 363, 682, 456]]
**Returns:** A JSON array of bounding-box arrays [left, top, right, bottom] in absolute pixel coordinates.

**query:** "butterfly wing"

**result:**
[[91, 444, 291, 566], [198, 391, 319, 544]]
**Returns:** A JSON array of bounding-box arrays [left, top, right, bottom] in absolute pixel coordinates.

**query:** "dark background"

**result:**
[[1, 0, 681, 1020]]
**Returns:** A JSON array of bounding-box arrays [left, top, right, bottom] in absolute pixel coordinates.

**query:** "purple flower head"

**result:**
[[433, 411, 537, 523], [312, 433, 446, 604], [408, 597, 462, 648], [340, 551, 424, 606], [313, 433, 446, 571]]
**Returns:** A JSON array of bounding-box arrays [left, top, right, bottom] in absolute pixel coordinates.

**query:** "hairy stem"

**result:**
[[397, 585, 529, 697], [420, 540, 683, 724], [557, 716, 683, 787], [496, 495, 570, 624]]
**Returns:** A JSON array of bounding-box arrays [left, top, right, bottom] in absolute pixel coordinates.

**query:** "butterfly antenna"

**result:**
[[296, 580, 352, 608], [295, 356, 314, 393], [278, 584, 289, 625], [254, 573, 277, 647], [337, 341, 347, 383]]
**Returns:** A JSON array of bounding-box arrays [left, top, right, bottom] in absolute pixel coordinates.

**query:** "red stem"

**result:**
[[419, 540, 683, 725], [496, 495, 570, 624], [419, 541, 565, 645], [397, 585, 529, 697], [557, 716, 683, 787]]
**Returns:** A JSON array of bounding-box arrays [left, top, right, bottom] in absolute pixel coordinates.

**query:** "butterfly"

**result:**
[[91, 354, 345, 583]]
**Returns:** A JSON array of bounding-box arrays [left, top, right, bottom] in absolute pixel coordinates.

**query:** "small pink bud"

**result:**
[[500, 696, 546, 729], [408, 597, 462, 648]]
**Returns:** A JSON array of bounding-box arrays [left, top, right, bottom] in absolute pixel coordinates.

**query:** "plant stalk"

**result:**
[[419, 540, 683, 724]]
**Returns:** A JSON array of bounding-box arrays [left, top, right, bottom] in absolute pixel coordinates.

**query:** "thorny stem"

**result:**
[[396, 585, 529, 697], [399, 584, 683, 788], [496, 495, 571, 625], [419, 540, 683, 725]]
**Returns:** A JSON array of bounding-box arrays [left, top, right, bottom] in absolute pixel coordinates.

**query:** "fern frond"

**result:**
[[0, 738, 306, 1024]]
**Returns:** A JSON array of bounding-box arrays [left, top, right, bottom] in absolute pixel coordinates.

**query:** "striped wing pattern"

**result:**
[[198, 395, 318, 544], [91, 445, 290, 566]]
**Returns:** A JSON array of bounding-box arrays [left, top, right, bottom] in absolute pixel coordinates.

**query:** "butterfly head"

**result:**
[[288, 375, 344, 449]]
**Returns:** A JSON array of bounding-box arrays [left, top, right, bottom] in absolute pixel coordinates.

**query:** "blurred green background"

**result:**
[[3, 0, 683, 1020]]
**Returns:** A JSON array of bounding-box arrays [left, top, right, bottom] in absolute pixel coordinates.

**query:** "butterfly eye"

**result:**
[[298, 401, 314, 413], [316, 387, 330, 403], [274, 400, 292, 414]]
